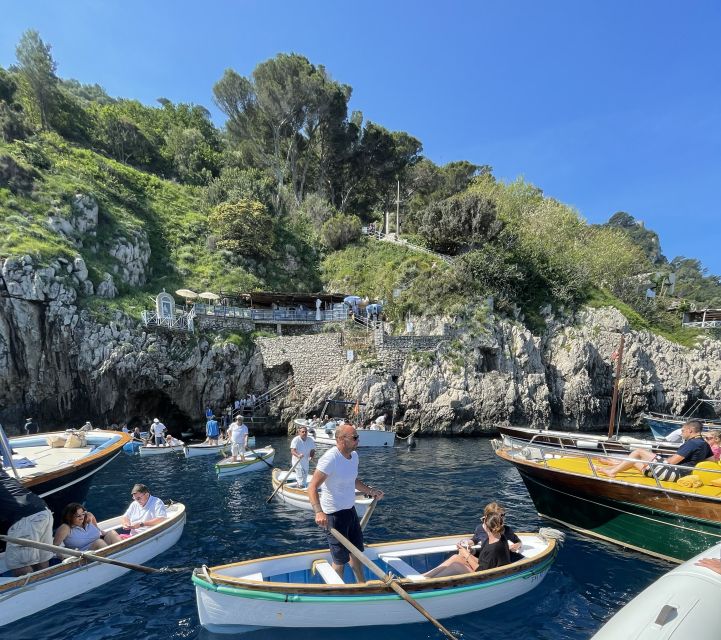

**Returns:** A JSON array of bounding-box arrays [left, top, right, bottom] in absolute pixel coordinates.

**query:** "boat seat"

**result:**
[[312, 559, 344, 584], [238, 572, 264, 582], [379, 555, 426, 582]]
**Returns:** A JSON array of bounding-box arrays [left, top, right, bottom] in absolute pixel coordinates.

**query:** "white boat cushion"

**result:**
[[238, 572, 263, 582]]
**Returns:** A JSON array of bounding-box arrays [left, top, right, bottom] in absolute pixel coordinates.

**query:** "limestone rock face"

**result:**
[[108, 230, 151, 286], [2, 256, 721, 439]]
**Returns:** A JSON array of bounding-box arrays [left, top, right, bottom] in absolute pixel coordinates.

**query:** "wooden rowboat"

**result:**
[[494, 435, 721, 562], [215, 447, 275, 477], [193, 531, 557, 633], [0, 503, 186, 627], [592, 539, 721, 639], [138, 442, 185, 457], [184, 437, 256, 458], [270, 467, 374, 515]]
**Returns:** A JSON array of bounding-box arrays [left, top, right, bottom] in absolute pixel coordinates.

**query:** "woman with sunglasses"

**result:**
[[53, 502, 122, 551]]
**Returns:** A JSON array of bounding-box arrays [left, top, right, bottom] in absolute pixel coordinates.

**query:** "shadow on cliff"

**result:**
[[125, 389, 192, 437]]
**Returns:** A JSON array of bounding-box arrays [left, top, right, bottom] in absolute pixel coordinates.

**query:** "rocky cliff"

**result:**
[[2, 256, 720, 436]]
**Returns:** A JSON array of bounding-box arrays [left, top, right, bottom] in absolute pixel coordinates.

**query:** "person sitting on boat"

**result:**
[[164, 434, 183, 447], [598, 420, 713, 482], [120, 423, 129, 434], [703, 430, 721, 461], [323, 417, 336, 435], [227, 417, 248, 462], [0, 469, 55, 576], [53, 502, 122, 551], [121, 483, 167, 533], [79, 421, 93, 432], [662, 427, 684, 443], [464, 502, 524, 559], [290, 425, 316, 488], [307, 423, 384, 583], [369, 415, 386, 431], [424, 511, 512, 578], [150, 418, 166, 446], [205, 414, 220, 445], [131, 426, 143, 442]]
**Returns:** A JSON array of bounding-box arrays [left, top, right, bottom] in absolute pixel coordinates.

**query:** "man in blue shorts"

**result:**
[[307, 423, 383, 582], [205, 414, 220, 445]]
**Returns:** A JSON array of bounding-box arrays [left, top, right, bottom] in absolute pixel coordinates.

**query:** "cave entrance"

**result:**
[[126, 390, 193, 437]]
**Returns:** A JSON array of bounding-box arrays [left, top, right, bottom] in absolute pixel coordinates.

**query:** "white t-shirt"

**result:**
[[664, 428, 684, 443], [123, 495, 167, 529], [316, 447, 359, 513], [290, 435, 315, 467], [229, 422, 248, 444], [151, 422, 166, 438]]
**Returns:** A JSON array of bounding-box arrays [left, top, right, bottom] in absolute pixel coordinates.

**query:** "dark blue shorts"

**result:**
[[324, 507, 363, 564]]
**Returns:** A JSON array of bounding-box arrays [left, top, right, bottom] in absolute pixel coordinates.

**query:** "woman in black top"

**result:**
[[424, 512, 511, 578]]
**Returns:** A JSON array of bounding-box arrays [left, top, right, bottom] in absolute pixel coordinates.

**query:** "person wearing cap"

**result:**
[[121, 483, 167, 533], [150, 418, 166, 446], [24, 418, 38, 435], [226, 416, 248, 462], [205, 414, 220, 445], [290, 424, 315, 488]]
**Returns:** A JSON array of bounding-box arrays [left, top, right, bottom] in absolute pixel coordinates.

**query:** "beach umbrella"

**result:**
[[198, 291, 220, 301], [344, 295, 362, 305], [175, 288, 198, 299]]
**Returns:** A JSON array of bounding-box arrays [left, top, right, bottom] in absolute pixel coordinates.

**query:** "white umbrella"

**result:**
[[344, 295, 362, 305], [198, 291, 220, 301], [175, 289, 198, 299]]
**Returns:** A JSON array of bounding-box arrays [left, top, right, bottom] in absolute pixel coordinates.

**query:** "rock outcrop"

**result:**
[[2, 256, 720, 437]]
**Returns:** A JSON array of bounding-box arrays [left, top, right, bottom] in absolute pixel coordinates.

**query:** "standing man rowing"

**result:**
[[290, 425, 315, 488], [307, 423, 383, 582]]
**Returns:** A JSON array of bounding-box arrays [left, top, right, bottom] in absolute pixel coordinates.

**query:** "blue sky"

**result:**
[[2, 1, 719, 276]]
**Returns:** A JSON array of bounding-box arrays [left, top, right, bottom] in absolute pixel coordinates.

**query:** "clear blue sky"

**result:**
[[2, 1, 719, 276]]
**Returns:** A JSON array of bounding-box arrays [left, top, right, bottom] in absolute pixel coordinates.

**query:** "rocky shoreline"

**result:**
[[2, 253, 720, 437]]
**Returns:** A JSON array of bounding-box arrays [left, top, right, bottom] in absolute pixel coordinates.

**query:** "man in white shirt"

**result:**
[[150, 418, 166, 445], [121, 483, 167, 532], [227, 417, 248, 462], [307, 423, 383, 582], [290, 425, 315, 488]]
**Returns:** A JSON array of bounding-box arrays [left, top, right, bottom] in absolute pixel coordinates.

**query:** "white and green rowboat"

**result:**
[[215, 446, 274, 477], [193, 531, 557, 633]]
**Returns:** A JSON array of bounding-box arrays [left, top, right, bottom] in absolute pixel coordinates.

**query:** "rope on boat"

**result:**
[[539, 527, 566, 545], [395, 427, 419, 441]]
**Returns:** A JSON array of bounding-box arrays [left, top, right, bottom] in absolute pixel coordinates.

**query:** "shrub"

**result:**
[[321, 213, 361, 250]]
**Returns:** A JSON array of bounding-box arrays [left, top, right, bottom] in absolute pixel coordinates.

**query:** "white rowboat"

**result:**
[[193, 531, 556, 633], [184, 437, 256, 458], [592, 540, 721, 640], [270, 468, 374, 515], [215, 447, 275, 477], [0, 503, 186, 627], [295, 419, 395, 447], [138, 442, 185, 457]]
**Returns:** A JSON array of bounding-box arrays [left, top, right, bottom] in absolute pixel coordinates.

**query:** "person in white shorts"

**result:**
[[227, 417, 248, 462], [290, 425, 315, 488], [1, 469, 54, 575]]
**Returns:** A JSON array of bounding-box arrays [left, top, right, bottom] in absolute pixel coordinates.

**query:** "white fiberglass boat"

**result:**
[[0, 503, 186, 627], [215, 447, 275, 477]]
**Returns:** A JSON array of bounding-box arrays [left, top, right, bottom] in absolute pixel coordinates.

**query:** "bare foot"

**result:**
[[597, 467, 617, 478]]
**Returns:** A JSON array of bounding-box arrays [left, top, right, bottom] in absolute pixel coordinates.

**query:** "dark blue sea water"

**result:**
[[7, 435, 670, 640]]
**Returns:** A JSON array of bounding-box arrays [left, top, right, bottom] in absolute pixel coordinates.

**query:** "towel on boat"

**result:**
[[677, 474, 703, 488], [9, 456, 37, 468]]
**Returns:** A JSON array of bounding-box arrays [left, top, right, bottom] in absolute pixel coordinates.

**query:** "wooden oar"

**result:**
[[266, 455, 303, 503], [359, 497, 378, 531], [0, 534, 187, 575], [238, 443, 274, 469], [329, 527, 458, 640]]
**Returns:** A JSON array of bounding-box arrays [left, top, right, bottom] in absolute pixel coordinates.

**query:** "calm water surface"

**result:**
[[7, 434, 669, 640]]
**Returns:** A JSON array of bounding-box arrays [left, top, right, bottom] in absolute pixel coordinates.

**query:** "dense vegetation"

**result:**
[[1, 30, 719, 342]]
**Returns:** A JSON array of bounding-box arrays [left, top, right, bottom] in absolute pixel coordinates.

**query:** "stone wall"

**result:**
[[375, 333, 446, 375], [255, 333, 347, 395]]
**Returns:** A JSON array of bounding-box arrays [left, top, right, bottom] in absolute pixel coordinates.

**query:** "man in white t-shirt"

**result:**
[[150, 418, 166, 445], [227, 418, 248, 462], [121, 483, 167, 533], [290, 425, 315, 488], [307, 423, 383, 582]]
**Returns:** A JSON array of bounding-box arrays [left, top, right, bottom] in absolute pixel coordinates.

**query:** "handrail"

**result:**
[[500, 436, 721, 491]]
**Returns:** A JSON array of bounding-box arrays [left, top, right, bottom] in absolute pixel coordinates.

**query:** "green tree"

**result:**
[[321, 213, 361, 249], [15, 30, 59, 130], [208, 199, 276, 258], [605, 211, 665, 265]]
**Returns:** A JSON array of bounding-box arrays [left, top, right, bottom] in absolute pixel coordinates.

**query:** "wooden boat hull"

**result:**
[[0, 503, 186, 627], [270, 468, 373, 515], [592, 539, 721, 639], [216, 447, 275, 477], [7, 431, 130, 517], [495, 447, 721, 562], [193, 532, 556, 633], [498, 425, 678, 456]]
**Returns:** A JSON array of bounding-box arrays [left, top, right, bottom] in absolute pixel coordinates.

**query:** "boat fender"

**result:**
[[539, 527, 565, 544]]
